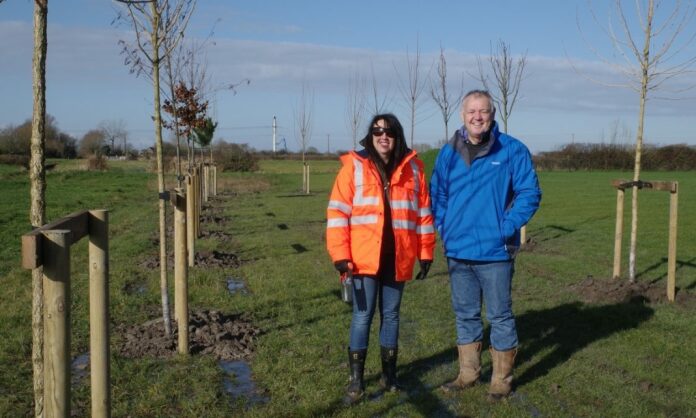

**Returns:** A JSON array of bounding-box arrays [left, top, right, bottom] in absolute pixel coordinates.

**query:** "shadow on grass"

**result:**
[[515, 299, 654, 386], [531, 224, 576, 242], [637, 256, 696, 284], [309, 299, 653, 417]]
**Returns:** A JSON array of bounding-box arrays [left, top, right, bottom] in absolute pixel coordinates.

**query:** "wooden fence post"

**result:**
[[88, 210, 110, 418], [520, 225, 527, 247], [172, 189, 189, 354], [186, 175, 195, 267], [613, 188, 625, 279], [42, 229, 71, 418], [667, 185, 678, 302], [212, 165, 217, 196], [203, 165, 209, 202], [196, 165, 202, 238]]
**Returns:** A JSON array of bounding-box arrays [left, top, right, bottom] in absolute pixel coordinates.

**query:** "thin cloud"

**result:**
[[2, 20, 695, 152]]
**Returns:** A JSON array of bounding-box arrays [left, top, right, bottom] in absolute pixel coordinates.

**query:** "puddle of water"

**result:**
[[220, 360, 269, 407], [226, 277, 249, 295], [71, 352, 90, 385]]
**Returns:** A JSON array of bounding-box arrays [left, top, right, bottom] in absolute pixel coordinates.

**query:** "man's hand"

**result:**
[[334, 259, 352, 275], [415, 260, 432, 280]]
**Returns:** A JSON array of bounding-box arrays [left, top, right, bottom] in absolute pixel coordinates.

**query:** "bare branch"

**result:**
[[345, 70, 367, 149], [394, 36, 433, 148], [430, 45, 463, 143], [368, 61, 391, 116], [574, 0, 696, 95], [472, 40, 527, 133]]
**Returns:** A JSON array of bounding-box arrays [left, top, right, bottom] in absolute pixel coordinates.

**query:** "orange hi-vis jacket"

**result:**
[[326, 150, 435, 281]]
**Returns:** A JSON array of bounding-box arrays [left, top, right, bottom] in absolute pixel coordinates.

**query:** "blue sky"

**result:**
[[2, 0, 696, 153]]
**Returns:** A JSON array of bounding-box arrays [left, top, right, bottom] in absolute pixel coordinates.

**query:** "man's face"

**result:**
[[461, 96, 494, 144]]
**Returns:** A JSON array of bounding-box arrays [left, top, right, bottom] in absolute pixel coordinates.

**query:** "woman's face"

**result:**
[[371, 119, 396, 163]]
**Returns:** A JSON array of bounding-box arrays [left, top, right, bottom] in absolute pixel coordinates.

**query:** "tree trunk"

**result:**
[[165, 54, 183, 188], [30, 1, 48, 416], [628, 0, 653, 283], [410, 105, 415, 149], [151, 3, 172, 335]]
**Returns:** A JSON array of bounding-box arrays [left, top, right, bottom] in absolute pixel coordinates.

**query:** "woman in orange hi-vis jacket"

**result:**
[[326, 113, 435, 404]]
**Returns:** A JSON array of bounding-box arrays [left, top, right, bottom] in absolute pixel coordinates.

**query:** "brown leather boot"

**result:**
[[487, 347, 517, 401], [441, 341, 482, 392]]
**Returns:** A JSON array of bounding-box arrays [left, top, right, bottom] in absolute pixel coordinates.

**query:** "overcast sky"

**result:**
[[2, 0, 696, 153]]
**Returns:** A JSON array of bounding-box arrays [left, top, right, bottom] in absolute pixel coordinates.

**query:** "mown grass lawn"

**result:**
[[1, 156, 694, 417]]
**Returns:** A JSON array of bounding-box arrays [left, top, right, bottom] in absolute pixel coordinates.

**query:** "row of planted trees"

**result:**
[[21, 161, 217, 418], [116, 0, 237, 345], [20, 0, 233, 415]]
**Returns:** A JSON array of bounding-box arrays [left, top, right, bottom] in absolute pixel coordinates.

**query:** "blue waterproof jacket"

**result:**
[[430, 122, 541, 261]]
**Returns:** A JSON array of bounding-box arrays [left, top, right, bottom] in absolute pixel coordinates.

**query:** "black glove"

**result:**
[[334, 259, 352, 275], [415, 260, 432, 280]]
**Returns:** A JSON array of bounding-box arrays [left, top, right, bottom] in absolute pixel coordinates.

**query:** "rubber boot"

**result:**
[[378, 346, 400, 392], [487, 347, 517, 401], [345, 348, 367, 404], [441, 341, 482, 392]]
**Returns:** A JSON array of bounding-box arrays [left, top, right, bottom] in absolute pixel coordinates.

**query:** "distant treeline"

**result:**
[[533, 143, 696, 171]]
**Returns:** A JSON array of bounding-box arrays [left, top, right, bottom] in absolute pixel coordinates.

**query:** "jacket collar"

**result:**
[[456, 121, 500, 146], [451, 121, 500, 165]]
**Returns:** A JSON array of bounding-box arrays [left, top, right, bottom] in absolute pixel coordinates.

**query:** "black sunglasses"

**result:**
[[371, 127, 396, 138]]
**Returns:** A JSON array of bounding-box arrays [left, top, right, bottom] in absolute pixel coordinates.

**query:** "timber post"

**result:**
[[212, 165, 217, 196], [171, 189, 189, 354], [43, 229, 71, 418], [88, 210, 110, 418], [667, 184, 678, 302], [520, 225, 527, 248], [203, 164, 209, 202], [186, 175, 195, 267], [612, 187, 625, 279]]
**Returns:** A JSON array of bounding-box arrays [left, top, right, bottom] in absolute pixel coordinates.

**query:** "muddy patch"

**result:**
[[570, 276, 696, 306], [199, 229, 233, 242], [149, 226, 174, 247], [195, 250, 242, 268], [139, 254, 174, 270], [200, 213, 229, 225], [115, 309, 259, 360], [123, 279, 147, 296], [138, 253, 174, 270], [139, 250, 242, 269]]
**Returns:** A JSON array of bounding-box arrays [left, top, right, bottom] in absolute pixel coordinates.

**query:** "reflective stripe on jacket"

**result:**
[[326, 150, 435, 281]]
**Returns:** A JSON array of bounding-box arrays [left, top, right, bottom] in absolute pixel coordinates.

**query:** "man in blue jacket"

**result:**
[[431, 90, 541, 401]]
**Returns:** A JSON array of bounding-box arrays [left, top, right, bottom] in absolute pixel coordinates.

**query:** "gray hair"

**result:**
[[462, 90, 495, 114]]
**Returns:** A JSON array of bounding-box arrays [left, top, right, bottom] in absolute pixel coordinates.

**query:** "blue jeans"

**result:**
[[447, 258, 517, 351], [348, 274, 405, 350]]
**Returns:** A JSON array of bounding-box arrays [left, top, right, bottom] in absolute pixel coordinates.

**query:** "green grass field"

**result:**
[[1, 157, 694, 417]]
